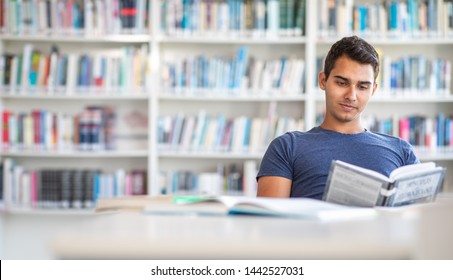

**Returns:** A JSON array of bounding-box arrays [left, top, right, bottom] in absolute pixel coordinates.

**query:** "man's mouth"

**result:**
[[339, 103, 356, 111]]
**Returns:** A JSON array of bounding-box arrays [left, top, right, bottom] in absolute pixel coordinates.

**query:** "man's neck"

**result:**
[[320, 122, 365, 134]]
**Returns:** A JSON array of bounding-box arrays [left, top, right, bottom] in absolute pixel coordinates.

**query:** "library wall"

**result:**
[[0, 0, 452, 211]]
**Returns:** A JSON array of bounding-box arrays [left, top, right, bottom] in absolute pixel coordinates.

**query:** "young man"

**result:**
[[256, 36, 419, 198]]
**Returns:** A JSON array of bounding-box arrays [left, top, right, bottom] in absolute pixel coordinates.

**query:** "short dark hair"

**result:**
[[323, 36, 380, 81]]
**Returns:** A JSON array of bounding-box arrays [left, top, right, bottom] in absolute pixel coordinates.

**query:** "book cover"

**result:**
[[323, 160, 446, 207]]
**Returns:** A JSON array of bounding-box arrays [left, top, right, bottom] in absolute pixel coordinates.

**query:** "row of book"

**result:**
[[4, 44, 449, 97], [161, 0, 306, 37], [0, 44, 151, 95], [363, 113, 453, 148], [1, 106, 116, 151], [157, 110, 304, 153], [0, 159, 147, 209], [381, 56, 451, 94], [161, 46, 305, 92], [159, 160, 257, 196], [0, 0, 151, 35], [318, 0, 453, 37], [316, 55, 452, 95]]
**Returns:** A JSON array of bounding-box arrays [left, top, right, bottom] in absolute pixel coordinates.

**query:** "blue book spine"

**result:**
[[445, 118, 451, 146], [276, 57, 286, 88], [437, 114, 445, 147], [202, 57, 208, 88], [396, 60, 403, 89], [86, 55, 93, 87], [79, 55, 87, 86], [61, 55, 68, 86], [182, 0, 190, 31], [403, 56, 411, 89], [418, 56, 426, 89], [243, 117, 251, 147], [234, 46, 249, 88], [389, 1, 398, 31], [55, 56, 63, 86], [359, 6, 367, 31], [172, 172, 178, 194], [390, 63, 398, 89], [73, 3, 78, 29], [30, 0, 37, 33], [409, 116, 416, 145], [15, 1, 21, 33], [228, 59, 234, 88], [427, 0, 436, 32], [41, 111, 46, 146], [408, 0, 416, 32], [94, 174, 100, 203]]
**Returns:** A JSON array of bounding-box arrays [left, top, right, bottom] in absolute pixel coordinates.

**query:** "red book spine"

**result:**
[[42, 55, 51, 86], [450, 121, 453, 147], [31, 171, 37, 208], [73, 115, 80, 146], [2, 110, 12, 146], [31, 110, 42, 146], [399, 118, 410, 143], [0, 0, 4, 30]]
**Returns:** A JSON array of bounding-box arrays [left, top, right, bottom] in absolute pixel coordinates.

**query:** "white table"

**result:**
[[51, 209, 419, 259]]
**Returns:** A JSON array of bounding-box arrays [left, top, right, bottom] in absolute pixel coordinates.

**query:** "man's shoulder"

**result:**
[[270, 130, 315, 148], [277, 128, 322, 140], [367, 130, 403, 142], [366, 130, 415, 151]]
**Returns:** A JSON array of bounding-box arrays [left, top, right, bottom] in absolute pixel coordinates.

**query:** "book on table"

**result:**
[[323, 160, 446, 207], [142, 195, 377, 221]]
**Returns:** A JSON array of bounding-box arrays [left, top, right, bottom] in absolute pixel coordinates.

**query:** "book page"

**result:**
[[334, 160, 390, 181], [225, 197, 377, 221], [143, 195, 377, 221], [324, 162, 387, 207], [389, 162, 436, 181]]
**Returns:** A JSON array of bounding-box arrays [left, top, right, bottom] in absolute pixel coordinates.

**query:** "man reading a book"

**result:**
[[256, 35, 419, 198]]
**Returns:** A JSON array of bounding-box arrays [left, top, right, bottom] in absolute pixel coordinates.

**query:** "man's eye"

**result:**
[[359, 85, 369, 90], [336, 81, 346, 86]]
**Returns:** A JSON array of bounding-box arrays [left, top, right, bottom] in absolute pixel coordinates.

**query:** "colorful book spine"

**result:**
[[365, 114, 453, 149], [158, 111, 304, 153], [0, 159, 147, 209], [160, 0, 305, 37], [318, 0, 451, 37], [1, 0, 150, 35], [0, 105, 118, 151]]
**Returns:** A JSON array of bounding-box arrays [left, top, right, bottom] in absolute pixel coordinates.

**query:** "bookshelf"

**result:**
[[0, 0, 452, 212], [0, 0, 153, 211]]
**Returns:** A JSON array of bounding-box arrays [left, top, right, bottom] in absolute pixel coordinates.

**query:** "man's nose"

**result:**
[[344, 85, 357, 101]]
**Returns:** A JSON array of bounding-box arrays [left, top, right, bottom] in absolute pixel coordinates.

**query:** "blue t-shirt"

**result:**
[[257, 126, 420, 199]]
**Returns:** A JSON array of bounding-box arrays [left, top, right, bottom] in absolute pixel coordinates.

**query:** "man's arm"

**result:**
[[257, 176, 292, 197]]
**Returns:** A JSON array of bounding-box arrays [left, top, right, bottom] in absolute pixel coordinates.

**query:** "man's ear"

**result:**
[[371, 82, 378, 96], [318, 72, 326, 90]]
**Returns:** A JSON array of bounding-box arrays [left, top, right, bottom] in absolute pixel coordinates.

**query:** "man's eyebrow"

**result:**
[[333, 75, 373, 85]]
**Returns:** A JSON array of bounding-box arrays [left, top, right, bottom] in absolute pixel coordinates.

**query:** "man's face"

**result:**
[[318, 55, 377, 125]]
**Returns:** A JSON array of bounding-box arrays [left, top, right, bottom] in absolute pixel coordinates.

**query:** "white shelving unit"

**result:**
[[0, 0, 452, 208], [0, 0, 154, 211]]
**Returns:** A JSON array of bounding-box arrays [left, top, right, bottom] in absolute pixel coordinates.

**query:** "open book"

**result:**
[[143, 195, 377, 221], [323, 160, 446, 207]]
